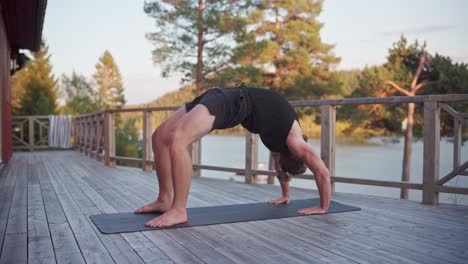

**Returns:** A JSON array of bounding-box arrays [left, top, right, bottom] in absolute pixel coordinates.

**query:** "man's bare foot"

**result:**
[[144, 208, 187, 228], [134, 200, 171, 214]]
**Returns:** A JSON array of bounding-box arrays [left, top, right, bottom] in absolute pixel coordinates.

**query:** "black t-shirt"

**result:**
[[241, 87, 298, 153]]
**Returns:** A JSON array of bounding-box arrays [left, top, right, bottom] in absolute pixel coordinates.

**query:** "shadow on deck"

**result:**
[[1, 151, 467, 264]]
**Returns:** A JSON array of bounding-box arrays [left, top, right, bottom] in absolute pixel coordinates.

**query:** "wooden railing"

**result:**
[[74, 94, 468, 205], [12, 116, 49, 151]]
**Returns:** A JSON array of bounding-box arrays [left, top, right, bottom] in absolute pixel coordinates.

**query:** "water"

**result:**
[[199, 135, 468, 205]]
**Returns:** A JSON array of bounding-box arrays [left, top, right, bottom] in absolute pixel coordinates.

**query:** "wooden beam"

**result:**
[[94, 115, 103, 161], [422, 102, 440, 205], [437, 161, 468, 185], [104, 112, 116, 167], [89, 116, 97, 159], [267, 152, 275, 184], [435, 185, 468, 195], [245, 132, 258, 184], [453, 118, 462, 170], [191, 140, 202, 177], [113, 156, 141, 164], [193, 164, 246, 175], [290, 94, 468, 107], [250, 169, 424, 189], [142, 111, 153, 172], [28, 117, 34, 151], [439, 103, 461, 120], [110, 106, 179, 113], [321, 105, 336, 191]]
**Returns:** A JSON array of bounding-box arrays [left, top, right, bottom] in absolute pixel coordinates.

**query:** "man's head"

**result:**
[[279, 134, 308, 176]]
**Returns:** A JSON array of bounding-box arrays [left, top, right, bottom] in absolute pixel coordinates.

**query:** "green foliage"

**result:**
[[14, 43, 58, 115], [144, 0, 251, 90], [61, 72, 100, 115], [92, 51, 126, 109], [228, 0, 342, 99], [340, 36, 468, 137], [418, 54, 468, 134], [116, 117, 142, 166], [334, 69, 361, 96]]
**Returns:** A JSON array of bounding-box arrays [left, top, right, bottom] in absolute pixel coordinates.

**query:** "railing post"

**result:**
[[90, 115, 96, 159], [104, 111, 116, 167], [453, 118, 462, 169], [422, 102, 440, 205], [245, 131, 258, 184], [191, 140, 202, 177], [143, 110, 153, 171], [84, 116, 90, 156], [321, 105, 336, 192], [28, 116, 34, 151], [95, 114, 103, 161], [79, 117, 84, 153], [267, 152, 275, 184], [72, 117, 77, 148]]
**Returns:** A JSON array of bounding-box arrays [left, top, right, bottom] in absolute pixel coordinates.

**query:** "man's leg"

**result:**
[[145, 104, 215, 227], [134, 106, 187, 213]]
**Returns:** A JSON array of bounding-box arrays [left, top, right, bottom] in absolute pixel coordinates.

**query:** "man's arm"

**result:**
[[287, 121, 331, 214], [267, 152, 291, 204]]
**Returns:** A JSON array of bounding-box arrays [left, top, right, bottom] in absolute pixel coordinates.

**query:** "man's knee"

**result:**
[[168, 125, 190, 151], [152, 126, 170, 146]]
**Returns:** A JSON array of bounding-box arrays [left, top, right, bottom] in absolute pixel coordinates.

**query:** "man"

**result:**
[[134, 85, 331, 228]]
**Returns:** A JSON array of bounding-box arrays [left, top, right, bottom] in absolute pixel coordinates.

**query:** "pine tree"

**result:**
[[144, 0, 251, 95], [234, 0, 341, 98], [16, 43, 58, 115], [92, 51, 126, 110], [61, 71, 99, 115]]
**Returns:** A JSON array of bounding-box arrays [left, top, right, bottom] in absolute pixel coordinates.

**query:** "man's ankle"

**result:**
[[156, 195, 172, 203]]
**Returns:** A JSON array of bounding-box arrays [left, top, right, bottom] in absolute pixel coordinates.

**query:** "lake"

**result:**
[[198, 135, 468, 205]]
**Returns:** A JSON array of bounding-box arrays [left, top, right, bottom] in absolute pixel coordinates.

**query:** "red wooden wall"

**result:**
[[1, 14, 12, 165]]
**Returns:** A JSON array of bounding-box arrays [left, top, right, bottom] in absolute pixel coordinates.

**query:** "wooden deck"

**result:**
[[0, 151, 467, 264]]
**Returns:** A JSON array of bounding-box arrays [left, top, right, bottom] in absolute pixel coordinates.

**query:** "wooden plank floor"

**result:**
[[0, 151, 467, 264]]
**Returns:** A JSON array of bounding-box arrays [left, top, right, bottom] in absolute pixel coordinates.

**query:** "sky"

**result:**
[[42, 0, 468, 105]]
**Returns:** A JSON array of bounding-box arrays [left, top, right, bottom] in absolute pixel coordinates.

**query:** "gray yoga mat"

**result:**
[[90, 198, 360, 234]]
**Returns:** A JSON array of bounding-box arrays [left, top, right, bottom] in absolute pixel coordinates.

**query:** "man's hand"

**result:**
[[268, 196, 290, 205], [297, 206, 327, 215]]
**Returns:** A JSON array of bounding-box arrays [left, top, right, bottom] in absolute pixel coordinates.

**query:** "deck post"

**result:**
[[453, 118, 462, 169], [143, 110, 153, 171], [422, 102, 440, 205], [72, 117, 77, 148], [104, 111, 116, 167], [85, 116, 90, 156], [78, 117, 84, 153], [88, 115, 94, 157], [245, 131, 258, 184], [320, 105, 336, 191], [28, 116, 34, 151], [191, 140, 202, 177], [90, 115, 97, 159], [267, 152, 275, 184], [95, 114, 103, 161]]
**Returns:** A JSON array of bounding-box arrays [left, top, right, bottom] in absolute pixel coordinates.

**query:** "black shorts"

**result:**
[[185, 87, 252, 131]]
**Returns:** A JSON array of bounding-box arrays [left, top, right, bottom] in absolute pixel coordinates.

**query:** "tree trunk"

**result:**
[[273, 8, 281, 89], [196, 0, 205, 96], [401, 102, 414, 199]]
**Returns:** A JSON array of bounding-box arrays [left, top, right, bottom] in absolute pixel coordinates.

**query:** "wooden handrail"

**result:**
[[75, 94, 468, 117], [69, 94, 468, 204]]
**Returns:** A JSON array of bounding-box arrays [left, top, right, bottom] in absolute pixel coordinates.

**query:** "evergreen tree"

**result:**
[[16, 43, 58, 115], [92, 51, 126, 110], [144, 0, 251, 95], [61, 72, 100, 115], [11, 67, 27, 113], [233, 0, 341, 99]]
